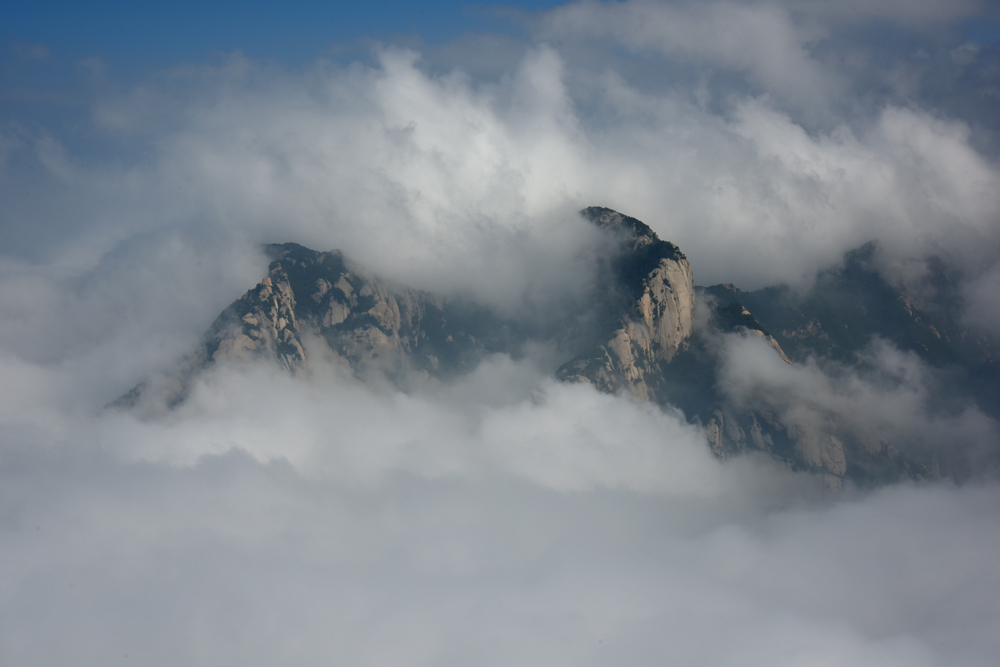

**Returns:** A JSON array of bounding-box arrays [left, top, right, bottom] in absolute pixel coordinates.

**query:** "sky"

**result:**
[[2, 1, 1000, 665], [2, 1, 566, 66]]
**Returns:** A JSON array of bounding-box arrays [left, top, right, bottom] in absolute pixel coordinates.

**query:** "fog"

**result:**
[[717, 334, 1000, 473], [2, 0, 1000, 664], [4, 353, 1000, 666]]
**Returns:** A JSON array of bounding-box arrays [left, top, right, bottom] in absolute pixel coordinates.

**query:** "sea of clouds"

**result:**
[[2, 0, 1000, 664]]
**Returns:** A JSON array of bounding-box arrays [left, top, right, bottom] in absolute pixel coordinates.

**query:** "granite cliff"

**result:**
[[115, 207, 998, 487], [555, 207, 696, 401], [116, 243, 520, 410]]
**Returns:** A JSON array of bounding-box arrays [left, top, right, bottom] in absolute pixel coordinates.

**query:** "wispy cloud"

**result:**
[[1, 1, 1000, 664], [9, 41, 51, 61]]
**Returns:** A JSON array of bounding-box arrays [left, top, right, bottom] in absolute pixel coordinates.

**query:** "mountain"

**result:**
[[114, 242, 525, 409], [704, 244, 999, 421], [555, 207, 696, 402], [698, 244, 1000, 485], [114, 207, 999, 488]]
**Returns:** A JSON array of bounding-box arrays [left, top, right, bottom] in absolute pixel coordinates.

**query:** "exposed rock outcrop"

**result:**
[[556, 207, 696, 401], [113, 243, 521, 411], [113, 207, 995, 487], [208, 268, 306, 372]]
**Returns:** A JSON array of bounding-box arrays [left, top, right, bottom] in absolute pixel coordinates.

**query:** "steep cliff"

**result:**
[[113, 207, 995, 487], [556, 207, 696, 401]]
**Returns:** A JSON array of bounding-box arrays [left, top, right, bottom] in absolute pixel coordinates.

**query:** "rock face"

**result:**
[[115, 243, 520, 410], [208, 271, 306, 373], [556, 207, 696, 401], [115, 207, 998, 487]]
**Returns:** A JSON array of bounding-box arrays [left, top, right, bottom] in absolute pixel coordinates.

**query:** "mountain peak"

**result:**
[[112, 207, 993, 488], [581, 206, 684, 258]]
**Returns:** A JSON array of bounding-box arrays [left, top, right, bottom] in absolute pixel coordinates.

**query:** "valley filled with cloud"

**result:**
[[2, 1, 1000, 664]]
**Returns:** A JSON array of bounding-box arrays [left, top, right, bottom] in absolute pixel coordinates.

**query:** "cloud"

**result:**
[[6, 40, 997, 309], [537, 0, 842, 117], [717, 333, 1000, 473], [783, 0, 993, 27], [9, 41, 51, 61], [1, 1, 1000, 664], [2, 353, 999, 665], [96, 351, 754, 496]]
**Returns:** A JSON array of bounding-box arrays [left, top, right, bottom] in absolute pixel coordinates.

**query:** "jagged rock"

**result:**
[[556, 207, 695, 401], [112, 207, 996, 487], [113, 242, 524, 411], [208, 263, 306, 372]]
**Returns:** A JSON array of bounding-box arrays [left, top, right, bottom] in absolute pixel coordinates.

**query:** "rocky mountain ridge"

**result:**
[[116, 207, 999, 487], [556, 207, 696, 401]]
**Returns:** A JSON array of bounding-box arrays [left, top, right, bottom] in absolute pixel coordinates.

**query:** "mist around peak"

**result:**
[[3, 1, 1000, 664]]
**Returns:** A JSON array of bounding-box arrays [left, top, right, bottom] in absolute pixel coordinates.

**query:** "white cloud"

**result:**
[[96, 352, 754, 496], [1, 1, 1000, 663], [1, 358, 998, 664], [8, 40, 994, 306], [538, 0, 842, 116]]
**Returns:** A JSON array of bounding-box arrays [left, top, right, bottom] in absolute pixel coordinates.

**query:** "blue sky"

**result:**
[[7, 0, 999, 64], [3, 0, 565, 68]]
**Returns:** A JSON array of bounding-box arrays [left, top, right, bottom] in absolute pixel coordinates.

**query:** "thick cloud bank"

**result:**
[[4, 355, 1000, 666], [2, 0, 1000, 664], [3, 6, 1000, 302]]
